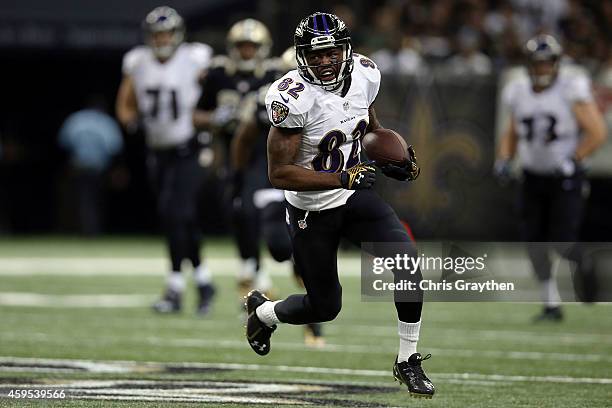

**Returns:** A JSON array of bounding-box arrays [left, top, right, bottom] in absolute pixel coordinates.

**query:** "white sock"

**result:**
[[398, 319, 421, 362], [254, 268, 273, 292], [540, 278, 561, 307], [238, 258, 258, 281], [256, 300, 282, 327], [194, 264, 212, 286], [167, 272, 185, 293]]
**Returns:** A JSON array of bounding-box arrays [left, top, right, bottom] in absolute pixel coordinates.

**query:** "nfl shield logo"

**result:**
[[343, 101, 350, 111]]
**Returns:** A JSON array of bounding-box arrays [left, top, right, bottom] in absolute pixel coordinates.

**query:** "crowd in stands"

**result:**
[[330, 0, 612, 80]]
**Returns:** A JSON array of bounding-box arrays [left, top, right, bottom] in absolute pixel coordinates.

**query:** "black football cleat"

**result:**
[[245, 290, 276, 356], [533, 306, 563, 322], [196, 283, 216, 316], [393, 353, 435, 398], [152, 289, 182, 313]]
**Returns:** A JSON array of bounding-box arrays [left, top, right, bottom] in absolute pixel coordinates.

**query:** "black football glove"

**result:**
[[379, 145, 420, 181], [123, 117, 142, 136], [212, 104, 237, 128], [340, 161, 376, 190], [555, 157, 583, 178]]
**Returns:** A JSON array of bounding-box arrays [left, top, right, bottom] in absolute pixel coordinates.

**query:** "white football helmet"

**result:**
[[143, 6, 185, 60], [525, 34, 563, 89]]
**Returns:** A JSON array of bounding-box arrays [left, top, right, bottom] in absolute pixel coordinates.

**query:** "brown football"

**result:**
[[362, 128, 409, 166]]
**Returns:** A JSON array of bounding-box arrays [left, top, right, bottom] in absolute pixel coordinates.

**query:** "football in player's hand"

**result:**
[[362, 128, 409, 166]]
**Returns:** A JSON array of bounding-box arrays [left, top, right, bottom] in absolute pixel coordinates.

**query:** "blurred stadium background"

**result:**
[[0, 1, 611, 407], [1, 0, 611, 238]]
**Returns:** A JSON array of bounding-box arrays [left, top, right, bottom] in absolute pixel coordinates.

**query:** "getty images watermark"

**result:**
[[360, 242, 612, 302], [370, 252, 515, 293]]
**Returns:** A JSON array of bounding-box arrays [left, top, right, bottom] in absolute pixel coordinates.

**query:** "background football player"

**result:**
[[245, 13, 435, 398], [193, 19, 279, 304], [115, 6, 216, 314], [231, 47, 325, 347], [495, 34, 606, 321]]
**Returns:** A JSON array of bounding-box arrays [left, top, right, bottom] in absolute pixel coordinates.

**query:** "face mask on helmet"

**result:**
[[525, 34, 562, 89], [227, 19, 272, 72], [143, 6, 185, 60], [294, 12, 354, 91]]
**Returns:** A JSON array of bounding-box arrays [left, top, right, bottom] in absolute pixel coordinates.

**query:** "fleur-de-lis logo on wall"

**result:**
[[401, 99, 483, 214], [377, 81, 491, 236]]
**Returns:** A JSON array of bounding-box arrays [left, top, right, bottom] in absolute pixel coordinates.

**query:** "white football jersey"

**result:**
[[122, 43, 212, 148], [502, 66, 593, 174], [265, 54, 381, 211]]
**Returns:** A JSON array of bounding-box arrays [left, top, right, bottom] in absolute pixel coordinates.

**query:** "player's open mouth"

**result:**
[[318, 68, 335, 81]]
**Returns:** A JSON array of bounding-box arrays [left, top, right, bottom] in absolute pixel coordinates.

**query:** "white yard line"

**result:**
[[1, 291, 610, 346], [0, 292, 152, 307], [327, 325, 612, 345], [1, 356, 611, 385], [0, 257, 361, 276], [143, 337, 612, 363], [0, 332, 610, 363]]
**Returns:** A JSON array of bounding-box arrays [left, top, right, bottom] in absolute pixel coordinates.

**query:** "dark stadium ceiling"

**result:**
[[0, 0, 234, 23], [0, 0, 249, 49]]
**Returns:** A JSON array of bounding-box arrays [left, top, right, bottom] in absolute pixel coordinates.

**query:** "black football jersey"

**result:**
[[197, 56, 280, 168], [197, 56, 279, 136]]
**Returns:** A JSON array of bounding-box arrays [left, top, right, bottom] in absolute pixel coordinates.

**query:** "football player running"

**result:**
[[231, 47, 325, 347], [495, 34, 606, 321], [116, 6, 216, 315], [245, 13, 435, 398], [193, 19, 279, 305]]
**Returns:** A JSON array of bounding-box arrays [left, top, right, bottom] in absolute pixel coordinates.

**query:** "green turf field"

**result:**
[[0, 237, 610, 407]]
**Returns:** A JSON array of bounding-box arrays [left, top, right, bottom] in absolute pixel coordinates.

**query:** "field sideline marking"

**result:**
[[0, 292, 151, 307], [143, 337, 612, 363], [1, 357, 611, 385], [327, 325, 612, 345], [2, 303, 608, 345], [0, 256, 536, 278], [1, 292, 611, 346], [0, 257, 314, 276], [1, 332, 610, 364]]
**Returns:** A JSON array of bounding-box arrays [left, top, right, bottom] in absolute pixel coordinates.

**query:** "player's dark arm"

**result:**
[[573, 100, 607, 161], [231, 117, 259, 170], [192, 108, 215, 130], [497, 119, 518, 161], [192, 71, 215, 130], [367, 105, 382, 132], [116, 75, 139, 129], [267, 126, 342, 191]]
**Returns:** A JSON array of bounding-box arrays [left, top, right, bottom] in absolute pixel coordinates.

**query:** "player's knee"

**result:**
[[268, 242, 292, 262], [160, 201, 195, 224], [161, 212, 192, 230], [311, 292, 342, 322], [387, 228, 411, 243], [317, 302, 342, 322], [265, 230, 292, 262]]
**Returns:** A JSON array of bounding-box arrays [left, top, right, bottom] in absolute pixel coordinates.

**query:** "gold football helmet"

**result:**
[[227, 19, 272, 71], [280, 46, 297, 72]]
